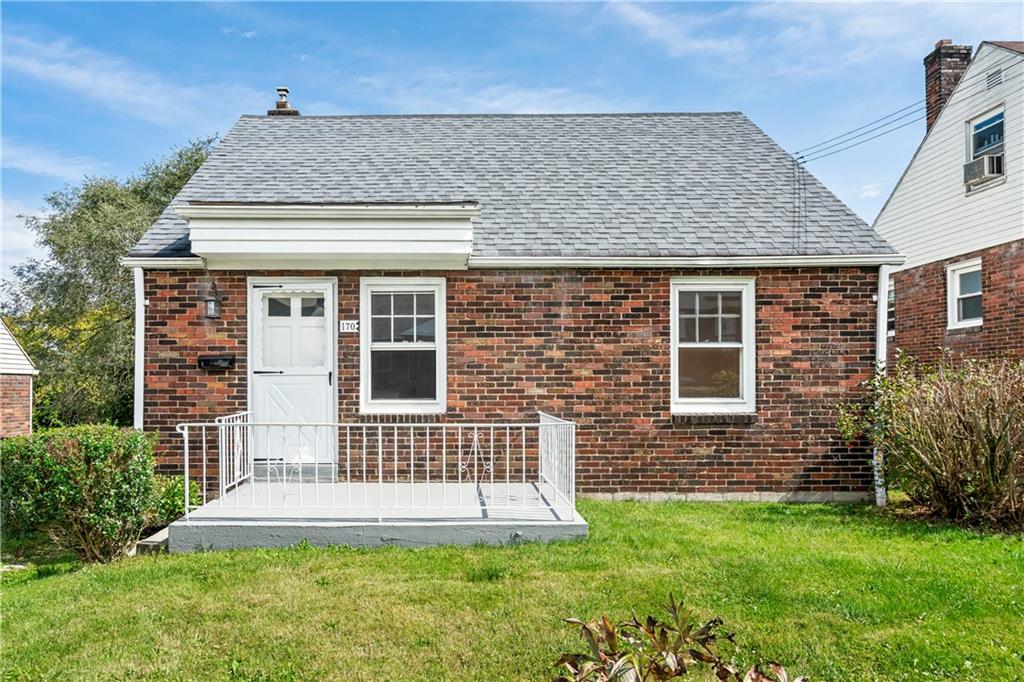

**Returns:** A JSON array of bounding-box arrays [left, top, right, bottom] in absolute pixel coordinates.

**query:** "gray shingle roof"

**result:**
[[130, 113, 894, 259]]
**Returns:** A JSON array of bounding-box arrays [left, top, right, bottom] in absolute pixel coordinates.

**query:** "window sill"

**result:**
[[672, 413, 757, 426], [946, 320, 983, 332], [965, 176, 1006, 195], [359, 402, 447, 416]]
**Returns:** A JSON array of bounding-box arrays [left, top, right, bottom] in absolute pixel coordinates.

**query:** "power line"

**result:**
[[795, 106, 923, 160], [799, 65, 1020, 164], [793, 100, 922, 155], [792, 52, 1021, 157]]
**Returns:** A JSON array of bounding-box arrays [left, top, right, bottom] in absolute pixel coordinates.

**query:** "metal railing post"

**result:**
[[183, 425, 190, 521]]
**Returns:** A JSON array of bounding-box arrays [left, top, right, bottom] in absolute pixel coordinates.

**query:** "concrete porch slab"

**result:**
[[168, 514, 588, 552]]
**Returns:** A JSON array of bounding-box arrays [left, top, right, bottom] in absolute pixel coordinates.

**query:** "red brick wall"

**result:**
[[143, 267, 880, 500], [890, 239, 1024, 365], [0, 374, 33, 437]]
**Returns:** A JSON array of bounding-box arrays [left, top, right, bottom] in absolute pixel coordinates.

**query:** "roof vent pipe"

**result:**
[[268, 86, 300, 116]]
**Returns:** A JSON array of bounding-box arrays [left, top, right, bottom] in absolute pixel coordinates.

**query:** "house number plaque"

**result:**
[[339, 320, 359, 333]]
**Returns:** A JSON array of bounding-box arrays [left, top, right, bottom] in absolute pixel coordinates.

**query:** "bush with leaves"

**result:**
[[554, 593, 804, 682], [148, 474, 200, 528], [839, 352, 1024, 528], [0, 426, 157, 561], [0, 434, 52, 537]]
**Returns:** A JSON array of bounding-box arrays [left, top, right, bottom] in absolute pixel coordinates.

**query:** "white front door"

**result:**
[[249, 279, 336, 465]]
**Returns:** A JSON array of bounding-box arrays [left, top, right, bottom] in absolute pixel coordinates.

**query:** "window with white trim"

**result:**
[[946, 258, 982, 329], [360, 277, 446, 414], [971, 109, 1004, 159], [886, 276, 896, 337], [670, 278, 756, 414]]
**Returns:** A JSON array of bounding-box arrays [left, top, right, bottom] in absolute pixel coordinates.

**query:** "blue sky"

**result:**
[[2, 2, 1021, 275]]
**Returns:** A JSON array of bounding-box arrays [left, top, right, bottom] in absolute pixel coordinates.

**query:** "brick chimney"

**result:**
[[924, 39, 972, 130], [267, 86, 300, 116]]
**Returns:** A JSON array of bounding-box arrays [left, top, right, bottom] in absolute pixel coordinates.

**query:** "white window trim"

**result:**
[[670, 277, 756, 415], [886, 275, 896, 338], [967, 105, 1005, 161], [359, 277, 447, 415], [945, 258, 983, 330]]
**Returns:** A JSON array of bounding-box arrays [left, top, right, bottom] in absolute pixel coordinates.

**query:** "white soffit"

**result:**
[[175, 203, 478, 270]]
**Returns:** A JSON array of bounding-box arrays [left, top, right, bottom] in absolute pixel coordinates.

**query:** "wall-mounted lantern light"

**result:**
[[203, 280, 223, 319]]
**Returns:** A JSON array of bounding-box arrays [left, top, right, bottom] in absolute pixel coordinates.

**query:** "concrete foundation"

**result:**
[[168, 515, 588, 552]]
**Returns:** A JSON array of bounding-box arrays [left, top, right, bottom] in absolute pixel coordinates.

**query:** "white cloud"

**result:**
[[1, 198, 49, 280], [2, 139, 106, 182], [241, 31, 257, 39], [859, 182, 883, 198], [604, 3, 741, 57], [599, 1, 1021, 80], [3, 33, 266, 131]]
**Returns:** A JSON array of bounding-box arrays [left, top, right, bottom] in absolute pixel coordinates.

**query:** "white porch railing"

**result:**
[[174, 412, 576, 522]]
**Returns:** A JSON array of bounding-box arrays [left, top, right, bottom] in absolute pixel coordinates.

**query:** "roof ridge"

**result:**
[[237, 111, 745, 120]]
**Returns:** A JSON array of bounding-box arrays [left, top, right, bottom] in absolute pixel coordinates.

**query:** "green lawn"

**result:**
[[3, 501, 1023, 681]]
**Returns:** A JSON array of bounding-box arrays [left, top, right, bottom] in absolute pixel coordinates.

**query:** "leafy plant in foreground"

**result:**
[[554, 593, 805, 681]]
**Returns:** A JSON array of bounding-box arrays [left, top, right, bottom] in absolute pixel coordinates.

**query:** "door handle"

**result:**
[[253, 370, 285, 375], [329, 371, 333, 386]]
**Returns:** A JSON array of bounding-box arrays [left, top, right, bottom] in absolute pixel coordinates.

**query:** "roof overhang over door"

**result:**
[[176, 203, 477, 270]]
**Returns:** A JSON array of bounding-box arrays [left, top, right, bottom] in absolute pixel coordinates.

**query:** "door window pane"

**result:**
[[370, 350, 436, 400], [301, 297, 325, 317], [677, 347, 741, 398], [267, 297, 291, 317]]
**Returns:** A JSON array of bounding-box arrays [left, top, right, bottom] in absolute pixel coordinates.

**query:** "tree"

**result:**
[[2, 138, 214, 427]]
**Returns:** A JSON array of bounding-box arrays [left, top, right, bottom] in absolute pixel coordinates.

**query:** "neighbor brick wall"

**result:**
[[143, 267, 880, 499], [889, 239, 1024, 365], [1, 374, 32, 437]]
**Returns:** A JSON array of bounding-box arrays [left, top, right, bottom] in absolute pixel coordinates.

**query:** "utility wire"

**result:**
[[799, 65, 1020, 163], [792, 52, 1021, 157]]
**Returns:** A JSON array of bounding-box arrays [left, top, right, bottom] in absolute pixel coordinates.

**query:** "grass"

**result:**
[[2, 500, 1023, 681]]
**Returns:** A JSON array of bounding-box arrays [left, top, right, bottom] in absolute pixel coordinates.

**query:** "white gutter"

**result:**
[[133, 267, 146, 429], [120, 257, 205, 269], [120, 253, 906, 270], [872, 264, 892, 507], [468, 254, 906, 268]]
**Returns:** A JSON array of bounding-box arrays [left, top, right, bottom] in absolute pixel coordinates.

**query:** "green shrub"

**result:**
[[149, 474, 200, 528], [1, 435, 52, 537], [839, 353, 1024, 528], [554, 593, 804, 681], [1, 426, 156, 562]]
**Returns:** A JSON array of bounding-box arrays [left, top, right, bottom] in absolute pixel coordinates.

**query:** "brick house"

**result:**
[[874, 40, 1023, 365], [122, 96, 902, 550], [0, 318, 38, 437]]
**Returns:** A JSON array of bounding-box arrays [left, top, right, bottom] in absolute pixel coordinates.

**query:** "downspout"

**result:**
[[133, 267, 146, 429], [872, 264, 891, 507]]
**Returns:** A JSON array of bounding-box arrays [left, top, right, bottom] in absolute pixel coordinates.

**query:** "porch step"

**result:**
[[167, 515, 588, 552], [135, 527, 169, 555]]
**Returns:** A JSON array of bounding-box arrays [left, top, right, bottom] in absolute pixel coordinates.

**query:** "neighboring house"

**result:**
[[0, 319, 38, 437], [122, 94, 902, 550], [874, 40, 1024, 364]]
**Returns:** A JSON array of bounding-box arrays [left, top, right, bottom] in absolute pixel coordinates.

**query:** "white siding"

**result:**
[[874, 44, 1024, 271], [0, 319, 38, 375]]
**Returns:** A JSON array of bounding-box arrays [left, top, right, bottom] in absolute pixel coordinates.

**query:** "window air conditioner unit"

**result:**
[[964, 154, 1004, 186]]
